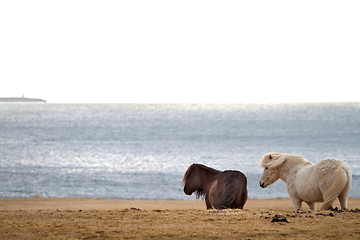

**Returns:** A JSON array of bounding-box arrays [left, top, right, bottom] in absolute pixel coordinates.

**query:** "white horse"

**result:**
[[259, 152, 352, 210]]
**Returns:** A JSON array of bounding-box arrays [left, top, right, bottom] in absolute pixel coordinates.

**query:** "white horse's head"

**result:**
[[259, 152, 287, 188]]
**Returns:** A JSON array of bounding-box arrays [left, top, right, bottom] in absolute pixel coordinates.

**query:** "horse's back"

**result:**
[[314, 158, 351, 175], [300, 158, 350, 188], [219, 171, 247, 188], [224, 170, 247, 182]]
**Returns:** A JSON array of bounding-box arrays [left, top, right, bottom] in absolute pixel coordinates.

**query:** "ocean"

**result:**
[[0, 103, 359, 200]]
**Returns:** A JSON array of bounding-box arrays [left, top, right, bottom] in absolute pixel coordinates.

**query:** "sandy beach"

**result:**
[[1, 198, 359, 239]]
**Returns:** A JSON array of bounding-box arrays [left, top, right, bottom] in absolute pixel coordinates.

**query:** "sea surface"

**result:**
[[0, 103, 359, 200]]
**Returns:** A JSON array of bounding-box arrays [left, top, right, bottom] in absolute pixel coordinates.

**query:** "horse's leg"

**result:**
[[231, 197, 240, 209], [338, 176, 351, 210], [338, 191, 348, 210], [237, 190, 247, 209], [235, 200, 244, 209], [290, 196, 302, 210], [205, 195, 212, 209], [306, 202, 315, 211], [237, 200, 245, 209]]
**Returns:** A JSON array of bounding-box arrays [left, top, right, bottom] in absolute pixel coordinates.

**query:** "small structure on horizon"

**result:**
[[0, 94, 46, 103]]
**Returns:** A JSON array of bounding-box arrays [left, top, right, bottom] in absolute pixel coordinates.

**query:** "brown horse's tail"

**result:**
[[220, 171, 246, 209], [221, 179, 238, 208], [320, 165, 351, 210]]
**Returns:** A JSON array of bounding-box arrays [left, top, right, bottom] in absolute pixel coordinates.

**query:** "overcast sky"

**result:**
[[1, 1, 359, 103]]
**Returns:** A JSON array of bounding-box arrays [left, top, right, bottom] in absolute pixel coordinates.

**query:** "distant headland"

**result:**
[[0, 97, 46, 103]]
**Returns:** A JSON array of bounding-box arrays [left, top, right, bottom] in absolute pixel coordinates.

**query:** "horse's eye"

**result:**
[[265, 167, 268, 170]]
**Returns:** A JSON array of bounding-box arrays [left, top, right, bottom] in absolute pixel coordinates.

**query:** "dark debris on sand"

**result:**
[[271, 217, 289, 223], [315, 212, 334, 217]]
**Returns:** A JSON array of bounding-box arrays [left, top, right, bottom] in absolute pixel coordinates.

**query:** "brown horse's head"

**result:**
[[182, 164, 205, 198]]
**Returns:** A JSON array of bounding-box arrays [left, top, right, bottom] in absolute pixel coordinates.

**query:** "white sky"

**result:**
[[1, 1, 359, 103]]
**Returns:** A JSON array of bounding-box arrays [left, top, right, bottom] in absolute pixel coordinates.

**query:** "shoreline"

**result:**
[[1, 197, 359, 211]]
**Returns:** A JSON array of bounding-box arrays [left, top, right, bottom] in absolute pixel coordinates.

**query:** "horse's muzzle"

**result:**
[[183, 186, 192, 195], [259, 181, 266, 188]]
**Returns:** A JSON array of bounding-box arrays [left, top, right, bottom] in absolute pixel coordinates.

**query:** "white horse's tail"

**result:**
[[320, 165, 351, 210]]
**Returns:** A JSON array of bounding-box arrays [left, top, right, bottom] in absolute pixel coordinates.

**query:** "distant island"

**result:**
[[0, 97, 46, 103]]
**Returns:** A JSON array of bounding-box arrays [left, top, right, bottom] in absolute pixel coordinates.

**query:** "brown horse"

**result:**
[[182, 163, 248, 209]]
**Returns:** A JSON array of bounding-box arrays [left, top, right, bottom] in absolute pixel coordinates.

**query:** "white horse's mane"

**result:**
[[260, 152, 312, 169]]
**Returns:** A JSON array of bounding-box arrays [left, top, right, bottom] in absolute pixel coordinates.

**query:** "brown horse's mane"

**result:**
[[182, 164, 221, 199]]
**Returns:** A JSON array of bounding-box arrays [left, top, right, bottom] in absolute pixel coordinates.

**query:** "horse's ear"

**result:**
[[268, 156, 286, 169]]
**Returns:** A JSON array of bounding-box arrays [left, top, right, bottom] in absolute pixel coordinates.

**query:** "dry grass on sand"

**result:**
[[0, 198, 359, 239]]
